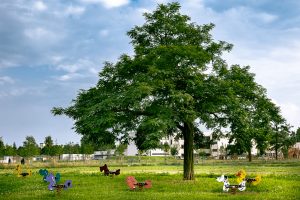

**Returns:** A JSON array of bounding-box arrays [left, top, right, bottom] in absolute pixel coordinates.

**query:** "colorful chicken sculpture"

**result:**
[[216, 175, 246, 193], [39, 169, 61, 183], [100, 164, 120, 176], [236, 169, 261, 185], [15, 164, 31, 177], [45, 173, 72, 193], [126, 176, 152, 190]]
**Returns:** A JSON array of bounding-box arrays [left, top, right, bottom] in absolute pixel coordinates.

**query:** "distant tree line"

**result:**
[[0, 135, 97, 157], [226, 126, 300, 159]]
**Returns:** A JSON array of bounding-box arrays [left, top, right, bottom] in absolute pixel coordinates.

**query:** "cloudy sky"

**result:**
[[1, 0, 300, 146]]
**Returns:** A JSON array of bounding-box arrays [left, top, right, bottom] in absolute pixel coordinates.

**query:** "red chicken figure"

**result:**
[[126, 176, 152, 190]]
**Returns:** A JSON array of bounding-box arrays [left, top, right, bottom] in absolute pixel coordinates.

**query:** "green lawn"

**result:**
[[0, 159, 299, 199]]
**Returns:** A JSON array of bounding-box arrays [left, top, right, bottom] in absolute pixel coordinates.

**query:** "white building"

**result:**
[[148, 136, 184, 158], [125, 133, 263, 159], [126, 134, 214, 158], [0, 156, 15, 163], [93, 150, 115, 160], [60, 154, 92, 161]]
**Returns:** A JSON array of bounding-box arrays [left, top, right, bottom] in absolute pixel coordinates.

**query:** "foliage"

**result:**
[[41, 136, 54, 156], [221, 66, 287, 161], [269, 121, 294, 159], [0, 137, 4, 157], [170, 146, 179, 156], [115, 143, 128, 156], [4, 144, 17, 156], [63, 142, 80, 154], [161, 142, 170, 154], [52, 145, 64, 156], [295, 127, 300, 142], [194, 131, 211, 149], [80, 137, 95, 155], [20, 136, 40, 157]]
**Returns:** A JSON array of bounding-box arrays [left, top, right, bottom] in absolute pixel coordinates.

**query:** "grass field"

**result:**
[[0, 159, 299, 200]]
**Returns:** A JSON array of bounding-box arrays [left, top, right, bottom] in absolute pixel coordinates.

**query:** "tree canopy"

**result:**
[[52, 2, 287, 180], [19, 136, 40, 157]]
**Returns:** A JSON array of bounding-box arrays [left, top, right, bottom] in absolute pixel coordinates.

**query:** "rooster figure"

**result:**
[[16, 164, 31, 177], [216, 175, 246, 193], [236, 169, 261, 185], [39, 169, 61, 183], [100, 164, 120, 176], [45, 173, 72, 194], [126, 176, 152, 190], [39, 169, 49, 181]]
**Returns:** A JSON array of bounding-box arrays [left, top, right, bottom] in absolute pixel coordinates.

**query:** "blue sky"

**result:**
[[1, 0, 300, 147]]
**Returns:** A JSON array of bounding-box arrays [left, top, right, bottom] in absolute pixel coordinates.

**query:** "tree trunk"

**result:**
[[183, 122, 194, 180], [248, 150, 252, 162]]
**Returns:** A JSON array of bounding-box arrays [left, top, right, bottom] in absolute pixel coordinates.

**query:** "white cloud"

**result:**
[[153, 0, 170, 3], [225, 40, 300, 89], [80, 0, 130, 8], [23, 27, 64, 46], [89, 67, 99, 75], [51, 56, 64, 64], [101, 0, 129, 8], [137, 8, 150, 14], [24, 27, 55, 40], [0, 85, 47, 99], [9, 88, 27, 96], [258, 12, 278, 23], [216, 6, 278, 28], [279, 103, 300, 128], [58, 74, 75, 81], [65, 6, 85, 15], [55, 59, 100, 81], [99, 29, 109, 37], [80, 0, 102, 2], [0, 60, 17, 68], [0, 76, 14, 85], [57, 63, 81, 74], [54, 58, 100, 81], [33, 1, 47, 11], [57, 58, 95, 73], [0, 88, 30, 98]]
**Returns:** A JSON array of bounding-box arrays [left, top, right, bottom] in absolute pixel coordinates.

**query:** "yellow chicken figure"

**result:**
[[236, 169, 261, 185], [15, 164, 32, 177]]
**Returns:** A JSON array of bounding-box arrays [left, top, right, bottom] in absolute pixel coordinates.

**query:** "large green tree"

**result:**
[[224, 75, 285, 161], [63, 142, 80, 154], [52, 145, 64, 156], [4, 144, 17, 156], [21, 136, 40, 157], [295, 127, 300, 142], [41, 136, 54, 156], [270, 121, 294, 159], [80, 137, 95, 155], [52, 3, 279, 180]]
